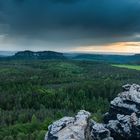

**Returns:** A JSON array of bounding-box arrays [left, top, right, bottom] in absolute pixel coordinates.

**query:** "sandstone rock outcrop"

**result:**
[[45, 84, 140, 140], [45, 110, 91, 140], [110, 84, 140, 117], [104, 84, 140, 140], [106, 113, 140, 140], [87, 120, 114, 140]]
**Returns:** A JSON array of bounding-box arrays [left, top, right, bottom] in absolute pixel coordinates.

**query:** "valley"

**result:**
[[0, 59, 140, 139]]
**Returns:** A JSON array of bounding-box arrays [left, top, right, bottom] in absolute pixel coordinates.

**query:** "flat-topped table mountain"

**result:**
[[13, 50, 66, 60]]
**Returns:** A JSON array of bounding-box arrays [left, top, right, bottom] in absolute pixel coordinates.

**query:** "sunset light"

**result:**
[[73, 42, 140, 54]]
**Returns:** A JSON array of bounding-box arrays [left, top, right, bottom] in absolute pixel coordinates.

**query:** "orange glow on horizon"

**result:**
[[73, 42, 140, 53]]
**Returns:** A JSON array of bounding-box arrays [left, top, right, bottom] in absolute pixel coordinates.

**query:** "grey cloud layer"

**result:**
[[0, 0, 140, 48]]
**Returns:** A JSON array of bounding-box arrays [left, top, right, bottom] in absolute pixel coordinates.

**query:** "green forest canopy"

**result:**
[[0, 60, 140, 140]]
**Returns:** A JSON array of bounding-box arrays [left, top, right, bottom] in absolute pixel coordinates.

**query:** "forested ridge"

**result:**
[[0, 60, 140, 140]]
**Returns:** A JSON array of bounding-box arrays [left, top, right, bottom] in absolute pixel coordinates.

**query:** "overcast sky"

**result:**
[[0, 0, 140, 53]]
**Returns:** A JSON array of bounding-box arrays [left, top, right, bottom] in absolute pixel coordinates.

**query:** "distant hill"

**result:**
[[72, 53, 140, 64], [0, 51, 140, 63], [13, 50, 66, 60]]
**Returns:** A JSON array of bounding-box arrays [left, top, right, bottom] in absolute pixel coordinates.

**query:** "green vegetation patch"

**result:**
[[112, 64, 140, 71], [47, 62, 83, 75], [0, 68, 21, 74]]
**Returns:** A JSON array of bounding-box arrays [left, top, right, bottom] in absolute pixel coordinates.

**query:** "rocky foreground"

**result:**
[[45, 84, 140, 140]]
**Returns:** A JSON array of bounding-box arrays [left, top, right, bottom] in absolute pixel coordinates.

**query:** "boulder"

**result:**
[[105, 84, 140, 139], [107, 113, 140, 139], [105, 84, 140, 122], [45, 110, 91, 140], [87, 120, 114, 140]]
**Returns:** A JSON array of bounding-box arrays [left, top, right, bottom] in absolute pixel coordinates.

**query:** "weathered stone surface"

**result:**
[[105, 84, 140, 140], [105, 84, 140, 122], [45, 110, 91, 140], [122, 84, 131, 91], [107, 113, 140, 139], [88, 120, 114, 140], [45, 84, 140, 140]]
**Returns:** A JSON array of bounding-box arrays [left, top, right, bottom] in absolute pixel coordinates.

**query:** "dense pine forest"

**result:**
[[0, 60, 140, 140]]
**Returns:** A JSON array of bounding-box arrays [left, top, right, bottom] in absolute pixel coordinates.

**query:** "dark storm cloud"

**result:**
[[0, 0, 140, 48]]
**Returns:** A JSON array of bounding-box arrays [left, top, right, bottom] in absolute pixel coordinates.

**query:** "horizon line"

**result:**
[[0, 50, 137, 56]]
